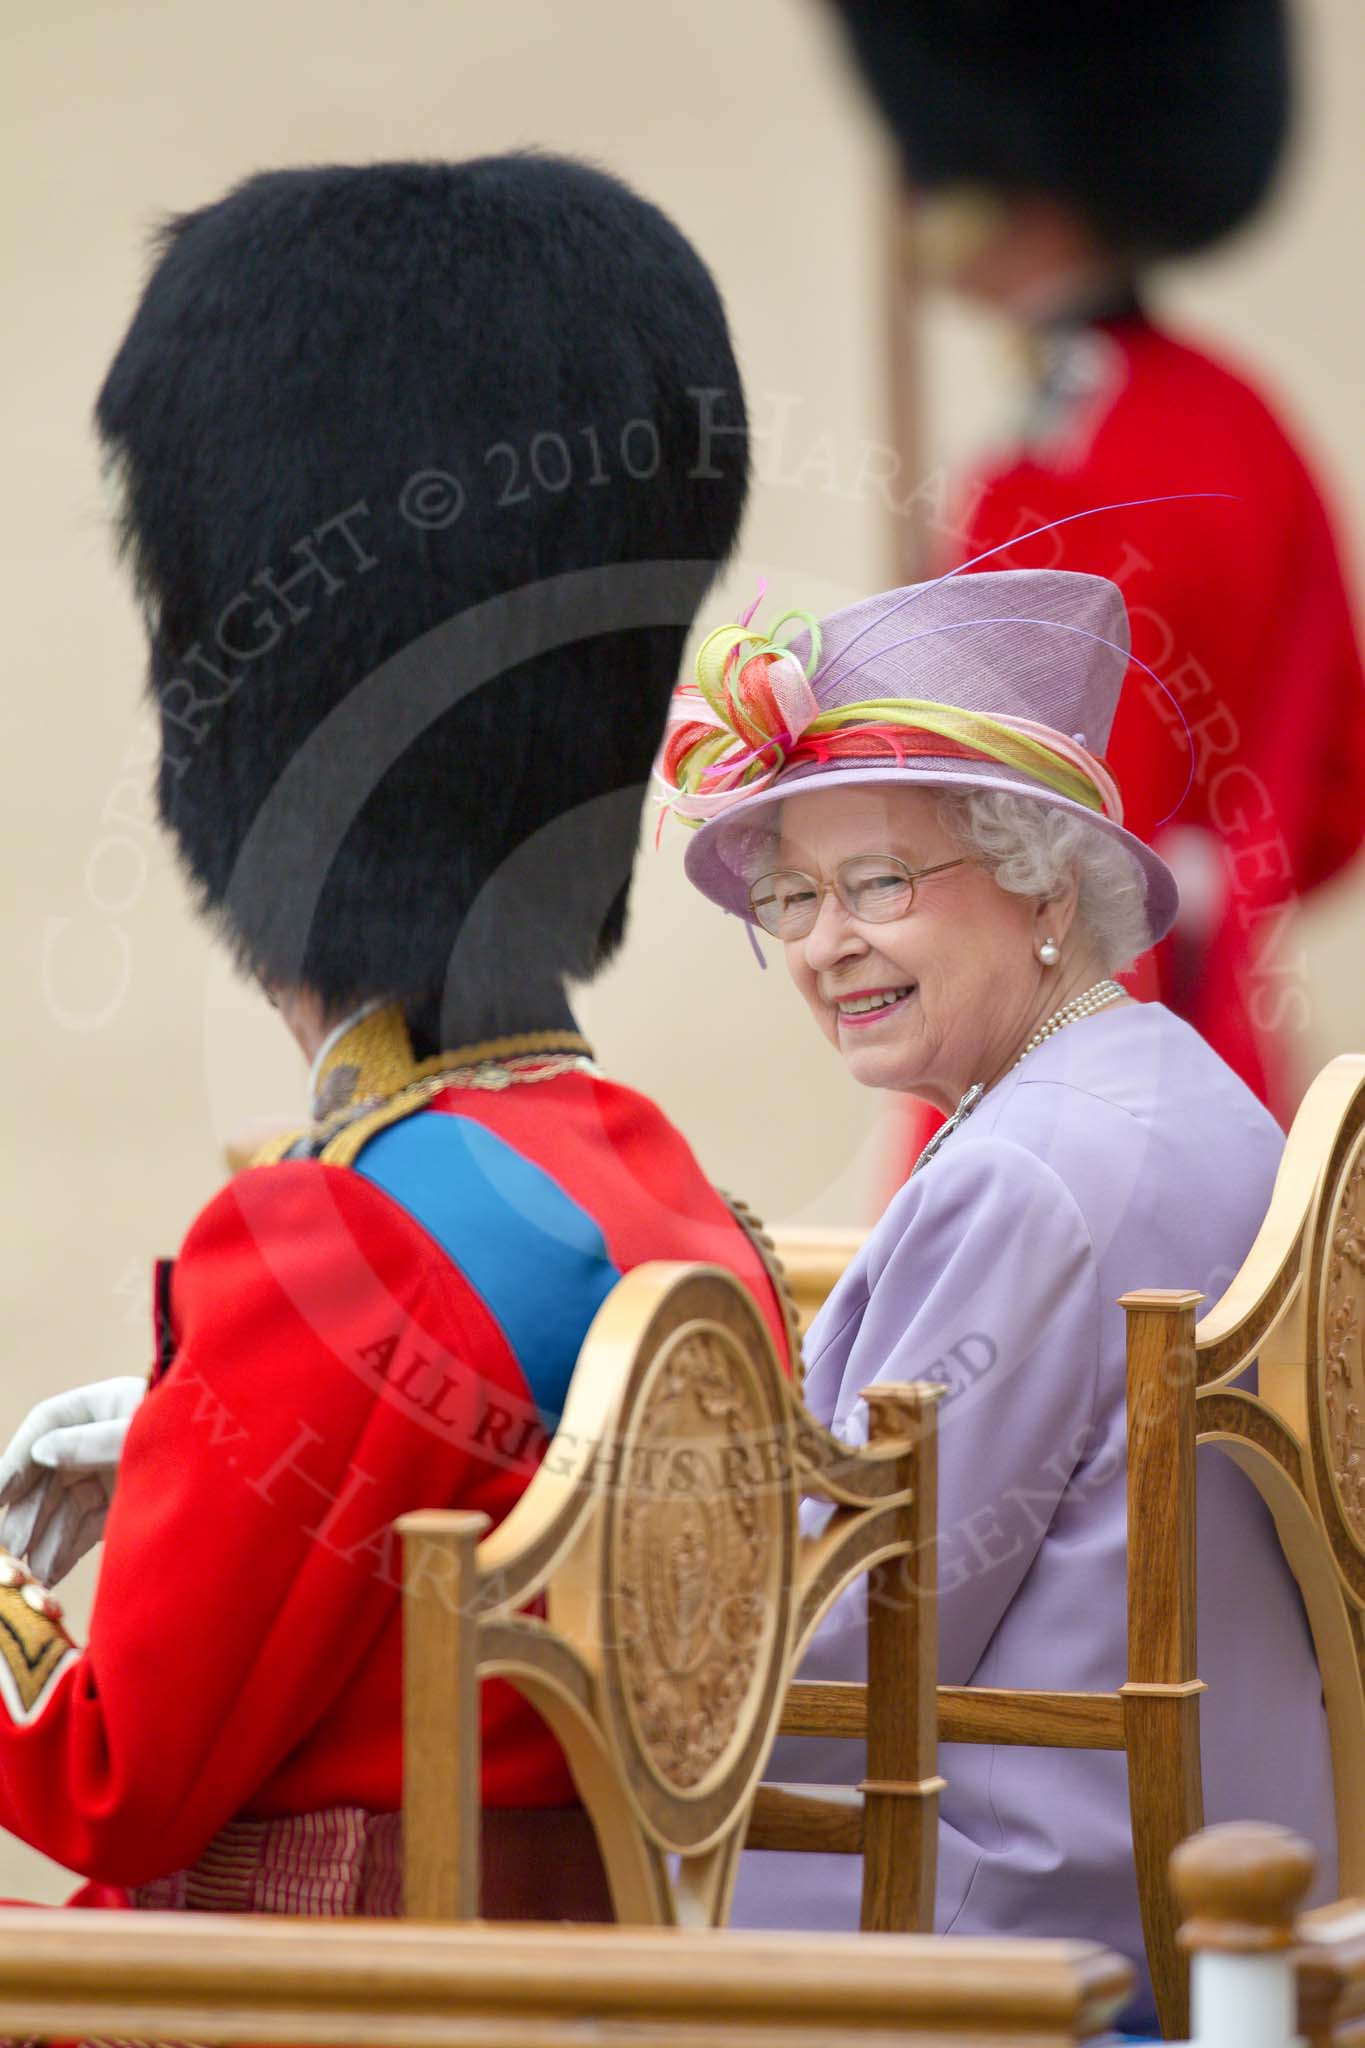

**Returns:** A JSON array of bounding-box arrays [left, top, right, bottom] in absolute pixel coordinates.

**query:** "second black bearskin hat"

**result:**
[[829, 0, 1292, 259], [95, 155, 748, 1027]]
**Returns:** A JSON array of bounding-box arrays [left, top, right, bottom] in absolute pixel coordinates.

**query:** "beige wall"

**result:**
[[1, 0, 1361, 1899]]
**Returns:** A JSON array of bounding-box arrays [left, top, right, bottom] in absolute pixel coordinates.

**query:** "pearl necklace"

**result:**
[[1014, 978, 1127, 1064], [912, 979, 1127, 1177]]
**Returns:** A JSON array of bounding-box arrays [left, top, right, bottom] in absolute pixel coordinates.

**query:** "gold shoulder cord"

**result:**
[[245, 1079, 436, 1172], [719, 1189, 804, 1392], [248, 1054, 598, 1175], [317, 1078, 439, 1167]]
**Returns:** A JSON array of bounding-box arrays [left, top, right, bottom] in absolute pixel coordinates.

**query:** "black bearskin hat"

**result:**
[[829, 0, 1292, 259], [96, 156, 748, 1028]]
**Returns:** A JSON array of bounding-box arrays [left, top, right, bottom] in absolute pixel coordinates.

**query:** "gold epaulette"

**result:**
[[0, 1553, 75, 1723]]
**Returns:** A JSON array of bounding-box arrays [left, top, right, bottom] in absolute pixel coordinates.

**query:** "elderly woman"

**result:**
[[658, 567, 1335, 2029]]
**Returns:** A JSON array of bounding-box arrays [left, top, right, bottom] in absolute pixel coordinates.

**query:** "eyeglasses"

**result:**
[[748, 855, 966, 939]]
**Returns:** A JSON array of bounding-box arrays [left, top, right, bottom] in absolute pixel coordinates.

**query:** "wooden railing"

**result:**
[[0, 1910, 1133, 2046], [0, 1826, 1359, 2045]]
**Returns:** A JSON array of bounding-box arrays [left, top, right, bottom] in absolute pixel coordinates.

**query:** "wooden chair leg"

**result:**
[[1120, 1291, 1207, 2039], [397, 1510, 488, 1919], [858, 1382, 945, 1934], [1122, 1681, 1206, 2038]]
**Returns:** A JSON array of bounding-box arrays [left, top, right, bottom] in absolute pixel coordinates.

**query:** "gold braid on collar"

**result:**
[[251, 1002, 594, 1169]]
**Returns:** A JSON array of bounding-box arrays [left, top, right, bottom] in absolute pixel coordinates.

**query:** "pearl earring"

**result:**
[[1038, 938, 1060, 966]]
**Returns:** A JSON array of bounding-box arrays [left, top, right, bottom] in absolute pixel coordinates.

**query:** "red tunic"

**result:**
[[0, 1038, 788, 1897], [941, 312, 1365, 1121]]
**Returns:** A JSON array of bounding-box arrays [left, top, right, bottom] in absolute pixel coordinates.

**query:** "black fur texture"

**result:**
[[830, 0, 1291, 260], [96, 155, 748, 1038]]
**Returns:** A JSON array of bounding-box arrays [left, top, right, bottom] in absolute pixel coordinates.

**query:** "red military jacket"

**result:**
[[943, 310, 1365, 1120], [0, 1006, 790, 1890]]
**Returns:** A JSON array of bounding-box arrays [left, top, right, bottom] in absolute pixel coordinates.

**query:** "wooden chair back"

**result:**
[[399, 1259, 944, 1932], [768, 1054, 1365, 2040], [1120, 1051, 1365, 2029]]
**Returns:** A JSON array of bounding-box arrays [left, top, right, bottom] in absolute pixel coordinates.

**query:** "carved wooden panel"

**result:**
[[1320, 1140, 1365, 1567], [598, 1318, 797, 1852]]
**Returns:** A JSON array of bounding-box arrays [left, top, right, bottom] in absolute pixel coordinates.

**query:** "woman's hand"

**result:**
[[0, 1377, 146, 1584]]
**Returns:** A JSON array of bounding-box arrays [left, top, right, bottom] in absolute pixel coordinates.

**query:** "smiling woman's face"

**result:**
[[770, 786, 1063, 1112]]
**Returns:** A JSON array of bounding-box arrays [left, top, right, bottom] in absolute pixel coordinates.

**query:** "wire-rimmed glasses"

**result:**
[[748, 854, 966, 940]]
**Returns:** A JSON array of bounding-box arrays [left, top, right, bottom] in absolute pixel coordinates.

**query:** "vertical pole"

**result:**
[[397, 1509, 488, 1919], [1118, 1288, 1206, 2038], [883, 182, 927, 586], [858, 1380, 945, 1933], [1171, 1822, 1314, 2048]]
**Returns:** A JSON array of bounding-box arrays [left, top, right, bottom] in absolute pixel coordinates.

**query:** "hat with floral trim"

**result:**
[[657, 568, 1178, 944]]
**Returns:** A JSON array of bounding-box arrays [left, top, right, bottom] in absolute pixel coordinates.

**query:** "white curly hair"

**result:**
[[937, 788, 1151, 973]]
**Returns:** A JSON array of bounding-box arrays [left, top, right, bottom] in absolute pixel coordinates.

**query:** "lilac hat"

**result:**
[[661, 569, 1178, 945]]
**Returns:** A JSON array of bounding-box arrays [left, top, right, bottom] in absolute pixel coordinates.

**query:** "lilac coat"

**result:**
[[730, 1001, 1336, 2031]]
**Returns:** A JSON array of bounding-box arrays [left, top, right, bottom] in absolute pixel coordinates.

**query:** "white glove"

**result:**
[[0, 1377, 146, 1586]]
